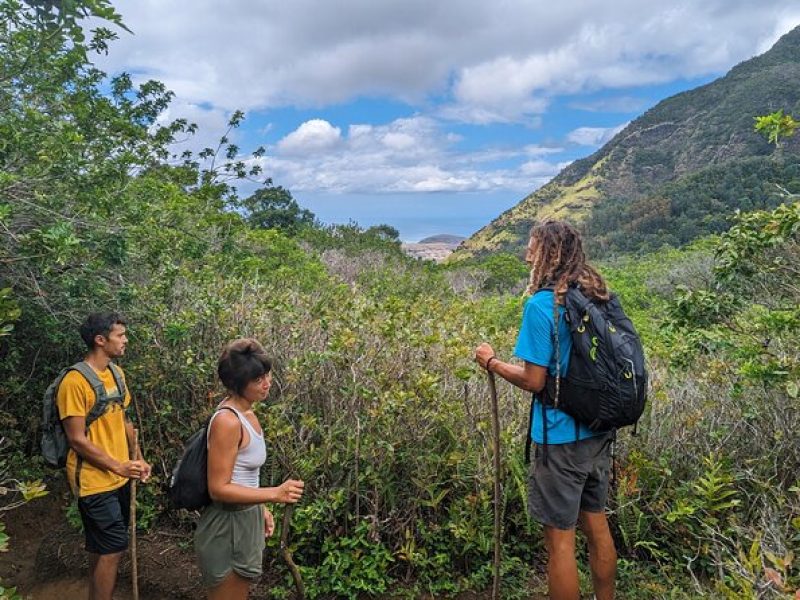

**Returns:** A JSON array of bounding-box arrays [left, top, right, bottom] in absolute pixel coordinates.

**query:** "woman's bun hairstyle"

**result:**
[[217, 338, 272, 395]]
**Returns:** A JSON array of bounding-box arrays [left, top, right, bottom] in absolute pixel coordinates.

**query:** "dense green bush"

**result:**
[[608, 198, 800, 598]]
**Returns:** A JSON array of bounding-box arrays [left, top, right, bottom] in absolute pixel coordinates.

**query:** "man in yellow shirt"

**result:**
[[56, 312, 151, 600]]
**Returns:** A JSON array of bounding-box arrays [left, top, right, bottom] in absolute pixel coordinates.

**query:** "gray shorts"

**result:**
[[194, 503, 264, 587], [528, 432, 613, 530]]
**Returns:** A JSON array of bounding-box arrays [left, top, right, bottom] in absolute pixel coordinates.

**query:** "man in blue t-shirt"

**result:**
[[475, 220, 617, 600], [514, 289, 604, 445]]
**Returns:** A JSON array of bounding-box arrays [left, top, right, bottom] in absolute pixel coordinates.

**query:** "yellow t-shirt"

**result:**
[[56, 365, 132, 497]]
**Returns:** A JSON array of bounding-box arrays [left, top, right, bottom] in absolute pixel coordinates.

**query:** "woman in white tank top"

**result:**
[[194, 338, 305, 599]]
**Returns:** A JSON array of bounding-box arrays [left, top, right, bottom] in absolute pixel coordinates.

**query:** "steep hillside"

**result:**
[[453, 26, 800, 260]]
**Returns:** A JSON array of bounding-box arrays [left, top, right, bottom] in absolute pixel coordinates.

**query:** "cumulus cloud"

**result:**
[[278, 119, 342, 155], [258, 116, 557, 194], [567, 123, 629, 147], [381, 132, 416, 151]]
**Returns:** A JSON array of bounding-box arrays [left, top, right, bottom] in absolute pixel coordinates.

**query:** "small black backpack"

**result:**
[[526, 285, 648, 462], [169, 406, 240, 510]]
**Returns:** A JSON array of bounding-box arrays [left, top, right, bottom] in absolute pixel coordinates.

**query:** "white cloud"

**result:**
[[437, 98, 549, 125], [86, 1, 800, 200], [757, 11, 800, 53], [381, 132, 416, 151], [278, 119, 342, 155], [97, 0, 800, 124], [520, 160, 562, 177], [255, 115, 560, 194], [567, 123, 629, 147], [570, 96, 650, 113], [152, 100, 240, 161], [523, 145, 564, 157]]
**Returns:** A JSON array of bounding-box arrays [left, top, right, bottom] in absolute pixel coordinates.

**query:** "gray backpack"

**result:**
[[41, 361, 126, 468]]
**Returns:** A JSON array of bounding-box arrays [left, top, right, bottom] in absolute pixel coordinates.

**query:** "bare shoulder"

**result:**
[[209, 409, 240, 436], [208, 410, 243, 458]]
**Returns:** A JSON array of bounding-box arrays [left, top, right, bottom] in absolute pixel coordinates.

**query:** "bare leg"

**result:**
[[88, 551, 122, 600], [87, 554, 97, 600], [579, 511, 616, 600], [543, 525, 580, 600], [208, 571, 252, 600]]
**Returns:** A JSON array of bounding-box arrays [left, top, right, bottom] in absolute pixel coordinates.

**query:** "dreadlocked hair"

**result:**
[[524, 220, 609, 303]]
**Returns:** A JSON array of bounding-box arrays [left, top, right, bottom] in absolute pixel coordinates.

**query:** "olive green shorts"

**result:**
[[194, 503, 264, 587]]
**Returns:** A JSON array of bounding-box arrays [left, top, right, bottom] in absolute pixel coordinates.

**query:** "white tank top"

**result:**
[[208, 406, 266, 489]]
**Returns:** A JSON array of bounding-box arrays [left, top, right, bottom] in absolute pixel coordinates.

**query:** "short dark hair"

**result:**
[[79, 312, 127, 349], [217, 339, 272, 395]]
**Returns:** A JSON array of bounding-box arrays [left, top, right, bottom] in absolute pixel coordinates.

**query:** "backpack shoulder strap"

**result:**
[[70, 362, 113, 430], [106, 362, 127, 400], [564, 285, 593, 311], [70, 361, 103, 389], [45, 366, 77, 422], [564, 286, 606, 330], [207, 406, 245, 449]]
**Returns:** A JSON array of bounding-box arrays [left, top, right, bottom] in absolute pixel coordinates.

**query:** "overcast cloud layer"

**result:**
[[96, 1, 800, 223], [104, 1, 799, 114]]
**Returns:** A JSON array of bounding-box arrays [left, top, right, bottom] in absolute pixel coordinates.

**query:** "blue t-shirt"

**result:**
[[513, 290, 602, 444]]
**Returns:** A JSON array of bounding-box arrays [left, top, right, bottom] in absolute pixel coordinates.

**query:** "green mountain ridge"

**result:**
[[452, 25, 800, 260], [416, 234, 466, 244]]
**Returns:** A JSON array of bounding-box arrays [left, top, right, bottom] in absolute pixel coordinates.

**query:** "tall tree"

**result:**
[[237, 185, 316, 233]]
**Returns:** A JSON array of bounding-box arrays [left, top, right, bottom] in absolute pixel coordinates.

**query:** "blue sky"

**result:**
[[96, 1, 800, 241]]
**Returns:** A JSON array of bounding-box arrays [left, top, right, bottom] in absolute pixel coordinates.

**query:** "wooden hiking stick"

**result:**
[[280, 504, 305, 599], [487, 370, 502, 600], [130, 428, 139, 600]]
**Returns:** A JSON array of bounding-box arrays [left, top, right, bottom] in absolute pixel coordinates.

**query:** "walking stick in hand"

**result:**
[[280, 503, 305, 599], [487, 370, 502, 600], [130, 428, 139, 600]]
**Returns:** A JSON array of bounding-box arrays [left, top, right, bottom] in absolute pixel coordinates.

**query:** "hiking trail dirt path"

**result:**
[[2, 478, 548, 599]]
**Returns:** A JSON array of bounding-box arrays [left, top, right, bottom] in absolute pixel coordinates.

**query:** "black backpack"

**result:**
[[526, 285, 648, 462], [41, 361, 126, 468], [169, 406, 241, 510]]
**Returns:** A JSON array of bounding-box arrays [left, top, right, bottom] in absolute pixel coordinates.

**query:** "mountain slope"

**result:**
[[452, 26, 800, 260]]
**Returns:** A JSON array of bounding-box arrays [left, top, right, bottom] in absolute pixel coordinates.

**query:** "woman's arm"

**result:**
[[206, 411, 304, 504]]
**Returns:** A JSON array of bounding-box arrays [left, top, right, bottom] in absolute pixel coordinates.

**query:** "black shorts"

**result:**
[[78, 482, 131, 555], [528, 432, 613, 530]]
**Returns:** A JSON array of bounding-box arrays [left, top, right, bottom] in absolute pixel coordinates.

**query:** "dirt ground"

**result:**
[[0, 477, 205, 599], [1, 476, 547, 600]]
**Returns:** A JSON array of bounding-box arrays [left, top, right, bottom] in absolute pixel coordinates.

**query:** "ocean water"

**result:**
[[295, 190, 524, 243]]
